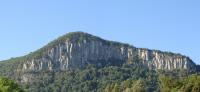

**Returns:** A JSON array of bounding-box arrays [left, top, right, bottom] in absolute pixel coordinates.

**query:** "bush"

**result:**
[[0, 76, 24, 92]]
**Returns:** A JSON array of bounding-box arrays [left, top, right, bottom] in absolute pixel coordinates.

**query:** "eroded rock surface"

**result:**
[[21, 32, 196, 71]]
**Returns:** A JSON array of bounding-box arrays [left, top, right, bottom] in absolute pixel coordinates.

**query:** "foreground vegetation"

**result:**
[[0, 77, 24, 92], [0, 57, 199, 92], [0, 56, 199, 92], [0, 32, 199, 92], [7, 64, 196, 92]]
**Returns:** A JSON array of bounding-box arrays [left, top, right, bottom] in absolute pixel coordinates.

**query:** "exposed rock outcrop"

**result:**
[[21, 32, 196, 71]]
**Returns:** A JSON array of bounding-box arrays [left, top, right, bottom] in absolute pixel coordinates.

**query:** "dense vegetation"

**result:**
[[15, 63, 199, 92], [159, 74, 200, 92], [21, 58, 159, 92], [0, 76, 24, 92], [0, 32, 199, 92]]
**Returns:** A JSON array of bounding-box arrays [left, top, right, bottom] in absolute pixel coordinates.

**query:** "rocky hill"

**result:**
[[0, 32, 198, 92], [20, 32, 196, 71]]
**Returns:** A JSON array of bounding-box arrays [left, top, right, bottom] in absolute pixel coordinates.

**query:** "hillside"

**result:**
[[0, 32, 199, 92]]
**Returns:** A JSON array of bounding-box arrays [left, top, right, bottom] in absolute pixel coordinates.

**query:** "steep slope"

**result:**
[[0, 31, 198, 92], [18, 32, 196, 71], [0, 32, 197, 72]]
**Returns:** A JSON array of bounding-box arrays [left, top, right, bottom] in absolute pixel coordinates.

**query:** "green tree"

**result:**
[[192, 83, 200, 92], [112, 83, 120, 92], [0, 77, 24, 92], [132, 79, 146, 92]]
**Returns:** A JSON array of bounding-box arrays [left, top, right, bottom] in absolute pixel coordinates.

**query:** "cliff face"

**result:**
[[138, 49, 195, 70], [21, 32, 196, 71]]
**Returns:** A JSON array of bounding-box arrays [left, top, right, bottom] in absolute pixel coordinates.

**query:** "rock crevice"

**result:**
[[22, 32, 196, 71]]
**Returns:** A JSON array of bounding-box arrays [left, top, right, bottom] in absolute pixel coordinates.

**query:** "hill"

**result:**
[[0, 32, 199, 92]]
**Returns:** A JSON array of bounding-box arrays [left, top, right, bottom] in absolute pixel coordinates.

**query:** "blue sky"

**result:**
[[0, 0, 200, 64]]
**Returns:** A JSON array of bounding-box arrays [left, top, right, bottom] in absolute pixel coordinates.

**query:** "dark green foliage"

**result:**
[[0, 57, 24, 78], [0, 32, 200, 92], [1, 58, 200, 92], [159, 74, 200, 92], [15, 55, 158, 92], [0, 76, 24, 92]]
